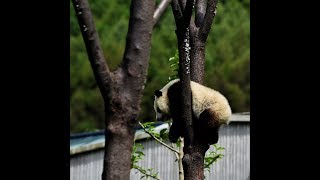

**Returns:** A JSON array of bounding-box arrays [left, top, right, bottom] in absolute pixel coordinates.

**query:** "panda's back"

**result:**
[[190, 81, 232, 123]]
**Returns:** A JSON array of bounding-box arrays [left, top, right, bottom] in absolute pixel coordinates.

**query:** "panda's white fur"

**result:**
[[154, 79, 232, 125]]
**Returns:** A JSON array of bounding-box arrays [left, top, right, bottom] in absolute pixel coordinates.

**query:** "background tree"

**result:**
[[71, 0, 171, 179]]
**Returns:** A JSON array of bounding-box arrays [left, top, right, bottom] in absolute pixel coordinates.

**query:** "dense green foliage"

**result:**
[[70, 0, 250, 133]]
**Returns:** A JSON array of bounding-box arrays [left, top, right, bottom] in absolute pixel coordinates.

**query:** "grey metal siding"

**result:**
[[206, 122, 250, 180], [70, 150, 104, 180], [70, 122, 249, 180]]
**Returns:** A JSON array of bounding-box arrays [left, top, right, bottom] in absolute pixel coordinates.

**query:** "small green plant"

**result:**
[[204, 144, 225, 173], [131, 142, 161, 180], [131, 143, 144, 167], [168, 49, 179, 81], [138, 121, 225, 179], [139, 121, 179, 154], [142, 122, 170, 141]]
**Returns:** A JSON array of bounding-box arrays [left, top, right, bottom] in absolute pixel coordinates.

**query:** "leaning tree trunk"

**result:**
[[171, 0, 218, 179], [72, 0, 171, 179]]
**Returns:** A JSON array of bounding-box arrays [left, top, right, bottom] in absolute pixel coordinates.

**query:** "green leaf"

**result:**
[[160, 128, 167, 135], [175, 141, 181, 147], [170, 63, 177, 68], [205, 157, 214, 161], [136, 151, 145, 156], [135, 143, 143, 149], [169, 57, 175, 61]]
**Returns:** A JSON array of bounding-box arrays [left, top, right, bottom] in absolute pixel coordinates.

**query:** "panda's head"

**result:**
[[153, 79, 179, 121], [154, 89, 170, 121]]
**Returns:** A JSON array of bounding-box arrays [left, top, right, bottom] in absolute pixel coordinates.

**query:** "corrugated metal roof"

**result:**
[[70, 123, 170, 155], [70, 134, 105, 155], [70, 113, 250, 155], [229, 112, 250, 122]]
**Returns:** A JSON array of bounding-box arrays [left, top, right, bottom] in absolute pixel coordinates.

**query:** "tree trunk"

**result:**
[[100, 0, 156, 178], [182, 146, 207, 180], [102, 104, 137, 179], [102, 116, 135, 179], [71, 0, 173, 179], [171, 0, 218, 179]]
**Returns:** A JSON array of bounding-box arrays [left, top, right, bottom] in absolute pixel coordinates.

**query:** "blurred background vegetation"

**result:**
[[70, 0, 250, 133]]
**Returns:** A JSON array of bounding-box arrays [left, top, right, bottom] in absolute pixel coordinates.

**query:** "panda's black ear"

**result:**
[[154, 90, 162, 97]]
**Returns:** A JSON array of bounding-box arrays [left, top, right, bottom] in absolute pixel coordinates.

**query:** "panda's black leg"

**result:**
[[169, 120, 181, 143], [167, 82, 183, 143], [207, 128, 219, 145], [169, 112, 184, 143], [198, 109, 220, 145]]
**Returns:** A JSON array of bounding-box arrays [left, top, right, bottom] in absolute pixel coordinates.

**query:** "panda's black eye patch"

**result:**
[[156, 107, 162, 113], [154, 90, 162, 97]]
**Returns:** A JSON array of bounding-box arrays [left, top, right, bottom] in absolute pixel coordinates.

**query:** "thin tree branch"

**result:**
[[183, 0, 195, 28], [71, 0, 112, 101], [195, 0, 207, 27], [171, 0, 183, 26], [172, 143, 180, 160], [139, 122, 180, 154], [179, 0, 187, 11], [153, 0, 172, 27], [171, 1, 196, 148], [178, 138, 184, 180], [199, 0, 218, 42], [177, 0, 195, 146], [189, 19, 196, 47]]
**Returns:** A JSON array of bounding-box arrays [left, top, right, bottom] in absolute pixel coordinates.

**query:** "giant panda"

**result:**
[[153, 79, 232, 145]]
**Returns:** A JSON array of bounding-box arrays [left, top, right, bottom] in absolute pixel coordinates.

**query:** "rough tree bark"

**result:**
[[71, 0, 171, 179], [171, 0, 218, 179]]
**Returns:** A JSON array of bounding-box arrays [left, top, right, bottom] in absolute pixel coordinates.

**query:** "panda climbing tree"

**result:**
[[154, 0, 229, 179], [154, 79, 231, 145]]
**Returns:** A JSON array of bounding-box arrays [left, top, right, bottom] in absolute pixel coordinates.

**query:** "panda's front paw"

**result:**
[[207, 131, 219, 145], [169, 129, 180, 143], [169, 135, 179, 143]]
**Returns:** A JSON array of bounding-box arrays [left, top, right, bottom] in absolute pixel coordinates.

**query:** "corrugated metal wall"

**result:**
[[70, 122, 250, 180], [70, 150, 104, 180]]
